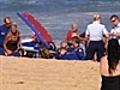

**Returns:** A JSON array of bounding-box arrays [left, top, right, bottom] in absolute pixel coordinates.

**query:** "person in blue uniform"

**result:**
[[54, 41, 79, 60], [71, 36, 85, 60], [55, 36, 85, 60], [0, 17, 12, 55], [100, 39, 120, 90], [54, 41, 67, 59], [109, 14, 120, 45], [58, 47, 79, 60], [85, 14, 109, 62]]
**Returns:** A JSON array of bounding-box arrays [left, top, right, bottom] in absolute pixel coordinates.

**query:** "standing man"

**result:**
[[0, 17, 12, 55], [109, 14, 120, 45], [85, 14, 109, 62]]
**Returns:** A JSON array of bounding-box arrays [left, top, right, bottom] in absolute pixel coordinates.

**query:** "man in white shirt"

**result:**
[[109, 14, 120, 45], [85, 14, 109, 62]]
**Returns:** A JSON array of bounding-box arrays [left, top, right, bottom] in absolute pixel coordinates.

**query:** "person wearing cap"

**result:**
[[0, 17, 12, 55], [85, 14, 109, 62], [109, 14, 120, 45]]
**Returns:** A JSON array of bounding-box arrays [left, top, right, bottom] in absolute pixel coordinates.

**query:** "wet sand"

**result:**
[[0, 56, 101, 90]]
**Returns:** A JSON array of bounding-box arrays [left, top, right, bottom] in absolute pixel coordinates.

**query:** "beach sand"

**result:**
[[0, 56, 101, 90]]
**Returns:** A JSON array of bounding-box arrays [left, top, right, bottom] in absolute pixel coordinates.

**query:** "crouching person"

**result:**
[[55, 41, 79, 60], [71, 36, 85, 60], [0, 17, 12, 55], [3, 23, 22, 57]]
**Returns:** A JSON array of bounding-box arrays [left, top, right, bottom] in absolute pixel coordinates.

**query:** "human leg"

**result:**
[[96, 41, 105, 62], [85, 41, 96, 60]]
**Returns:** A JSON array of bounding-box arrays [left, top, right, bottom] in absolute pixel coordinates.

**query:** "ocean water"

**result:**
[[0, 0, 120, 45]]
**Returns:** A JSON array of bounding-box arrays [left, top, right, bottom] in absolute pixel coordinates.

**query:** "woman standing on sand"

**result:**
[[100, 39, 120, 90], [3, 23, 22, 56], [85, 14, 109, 62]]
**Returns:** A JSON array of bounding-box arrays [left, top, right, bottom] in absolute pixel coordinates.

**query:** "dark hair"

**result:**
[[71, 36, 80, 44], [107, 39, 120, 74], [4, 17, 11, 23], [110, 14, 119, 20]]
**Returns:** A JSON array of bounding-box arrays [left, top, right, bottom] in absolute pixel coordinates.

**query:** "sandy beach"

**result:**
[[0, 56, 101, 90]]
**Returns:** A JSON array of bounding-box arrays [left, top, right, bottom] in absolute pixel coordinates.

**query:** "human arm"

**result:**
[[102, 25, 109, 48], [109, 33, 120, 38], [18, 36, 22, 49], [54, 48, 66, 59], [85, 26, 90, 41], [109, 27, 120, 38], [3, 33, 12, 55], [85, 27, 90, 47], [72, 33, 88, 41], [102, 25, 109, 38], [16, 31, 22, 52], [79, 36, 88, 41], [75, 48, 85, 60], [100, 55, 108, 75]]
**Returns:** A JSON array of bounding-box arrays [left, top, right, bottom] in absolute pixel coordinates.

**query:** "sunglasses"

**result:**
[[111, 19, 116, 23], [6, 22, 12, 25]]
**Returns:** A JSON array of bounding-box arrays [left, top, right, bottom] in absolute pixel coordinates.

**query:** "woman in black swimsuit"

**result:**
[[100, 39, 120, 90], [3, 23, 22, 56]]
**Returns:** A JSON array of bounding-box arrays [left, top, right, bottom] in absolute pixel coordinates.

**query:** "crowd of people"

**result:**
[[0, 17, 22, 56], [0, 14, 120, 90], [55, 14, 120, 62], [0, 14, 120, 61], [54, 14, 120, 90]]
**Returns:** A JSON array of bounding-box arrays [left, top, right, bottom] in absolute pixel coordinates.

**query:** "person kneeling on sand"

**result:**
[[0, 17, 12, 55], [3, 23, 22, 56], [54, 40, 80, 60], [71, 36, 85, 60]]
